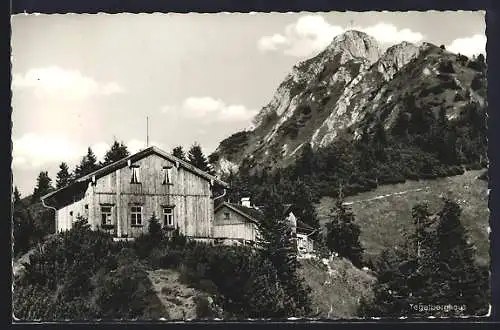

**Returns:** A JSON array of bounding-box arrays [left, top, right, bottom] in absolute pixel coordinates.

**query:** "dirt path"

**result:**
[[344, 186, 431, 206], [146, 268, 200, 320]]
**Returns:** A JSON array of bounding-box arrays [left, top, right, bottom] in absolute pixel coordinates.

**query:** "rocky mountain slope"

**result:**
[[209, 30, 487, 174]]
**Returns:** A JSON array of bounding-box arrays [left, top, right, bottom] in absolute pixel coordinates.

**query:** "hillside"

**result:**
[[316, 169, 489, 266], [299, 257, 375, 319], [210, 30, 487, 174]]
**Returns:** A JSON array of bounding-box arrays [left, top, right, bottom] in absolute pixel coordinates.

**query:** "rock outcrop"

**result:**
[[210, 30, 487, 175]]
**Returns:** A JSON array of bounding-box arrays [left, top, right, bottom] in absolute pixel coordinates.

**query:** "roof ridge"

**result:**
[[42, 145, 228, 201]]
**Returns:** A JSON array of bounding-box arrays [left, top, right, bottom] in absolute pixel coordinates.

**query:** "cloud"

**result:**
[[12, 66, 124, 100], [359, 23, 424, 44], [162, 97, 258, 122], [12, 133, 168, 170], [126, 139, 164, 154], [257, 33, 289, 51], [91, 141, 111, 161], [12, 133, 83, 168], [447, 34, 486, 58], [257, 15, 424, 57]]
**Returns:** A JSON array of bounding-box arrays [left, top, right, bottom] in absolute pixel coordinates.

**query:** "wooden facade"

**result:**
[[42, 146, 228, 239], [213, 203, 260, 243], [213, 201, 315, 252]]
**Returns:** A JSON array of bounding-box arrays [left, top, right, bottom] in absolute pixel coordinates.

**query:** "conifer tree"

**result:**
[[56, 162, 72, 189], [433, 199, 489, 315], [288, 179, 320, 231], [32, 171, 54, 203], [294, 143, 315, 179], [74, 147, 100, 179], [172, 146, 187, 161], [243, 255, 287, 318], [102, 140, 129, 166], [13, 202, 36, 256], [325, 195, 364, 268], [187, 143, 212, 174], [256, 186, 313, 317], [13, 186, 21, 206], [358, 200, 489, 317]]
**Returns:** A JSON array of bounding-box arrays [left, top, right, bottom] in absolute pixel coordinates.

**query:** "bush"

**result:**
[[471, 74, 484, 91], [194, 295, 216, 319], [454, 93, 466, 102], [13, 221, 166, 320], [158, 249, 184, 269], [439, 60, 455, 74], [465, 162, 483, 170]]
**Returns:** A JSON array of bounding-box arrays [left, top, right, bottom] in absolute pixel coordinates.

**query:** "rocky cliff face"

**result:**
[[210, 30, 487, 175]]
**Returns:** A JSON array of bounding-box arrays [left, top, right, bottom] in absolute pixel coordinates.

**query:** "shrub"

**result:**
[[194, 295, 216, 319], [439, 60, 455, 74], [454, 93, 466, 102], [158, 249, 184, 269], [465, 162, 483, 170], [471, 74, 484, 91], [13, 221, 166, 320]]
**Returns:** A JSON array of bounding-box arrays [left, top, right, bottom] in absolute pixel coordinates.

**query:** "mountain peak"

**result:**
[[326, 30, 382, 65]]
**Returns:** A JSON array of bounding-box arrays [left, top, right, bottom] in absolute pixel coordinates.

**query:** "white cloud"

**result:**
[[447, 34, 486, 58], [12, 133, 82, 168], [12, 66, 124, 100], [126, 139, 165, 154], [12, 133, 168, 170], [163, 97, 258, 122], [359, 23, 424, 44], [257, 15, 425, 57], [91, 142, 111, 161], [257, 33, 289, 51]]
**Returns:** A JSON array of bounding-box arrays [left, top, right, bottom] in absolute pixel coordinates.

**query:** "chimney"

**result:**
[[241, 197, 251, 207]]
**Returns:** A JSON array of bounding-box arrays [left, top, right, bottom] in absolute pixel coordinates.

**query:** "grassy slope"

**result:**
[[317, 169, 489, 266], [299, 257, 375, 319]]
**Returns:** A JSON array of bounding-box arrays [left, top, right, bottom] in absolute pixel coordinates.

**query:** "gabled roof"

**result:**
[[42, 145, 229, 201], [215, 202, 315, 233], [215, 202, 263, 224]]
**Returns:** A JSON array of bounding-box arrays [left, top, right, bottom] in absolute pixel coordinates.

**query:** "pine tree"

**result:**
[[358, 199, 489, 317], [13, 202, 36, 256], [13, 186, 21, 206], [372, 122, 388, 162], [102, 140, 129, 166], [243, 255, 287, 318], [256, 186, 313, 317], [74, 147, 100, 179], [288, 179, 320, 231], [32, 171, 54, 203], [434, 199, 489, 315], [294, 143, 315, 179], [172, 146, 187, 161], [187, 143, 212, 173], [357, 247, 412, 317], [325, 196, 364, 268], [56, 162, 72, 189]]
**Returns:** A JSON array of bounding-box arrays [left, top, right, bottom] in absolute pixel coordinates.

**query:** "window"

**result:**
[[163, 207, 174, 227], [101, 206, 113, 226], [131, 206, 143, 225], [162, 166, 173, 185], [224, 212, 230, 220], [130, 166, 141, 184]]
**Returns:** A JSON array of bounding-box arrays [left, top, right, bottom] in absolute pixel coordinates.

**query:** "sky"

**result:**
[[11, 11, 486, 195]]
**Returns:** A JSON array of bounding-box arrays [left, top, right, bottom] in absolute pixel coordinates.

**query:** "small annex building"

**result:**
[[213, 197, 315, 254]]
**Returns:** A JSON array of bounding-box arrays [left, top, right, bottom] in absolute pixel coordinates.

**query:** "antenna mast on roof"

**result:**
[[146, 116, 149, 147], [349, 20, 354, 30]]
